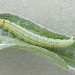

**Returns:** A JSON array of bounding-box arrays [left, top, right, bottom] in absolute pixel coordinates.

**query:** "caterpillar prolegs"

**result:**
[[0, 19, 74, 48]]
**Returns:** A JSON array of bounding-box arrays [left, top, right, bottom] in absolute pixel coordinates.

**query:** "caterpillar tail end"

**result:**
[[71, 37, 73, 39], [70, 37, 74, 41], [70, 37, 74, 45]]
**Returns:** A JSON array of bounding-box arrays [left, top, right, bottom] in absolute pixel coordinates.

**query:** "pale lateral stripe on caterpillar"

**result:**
[[0, 19, 74, 48]]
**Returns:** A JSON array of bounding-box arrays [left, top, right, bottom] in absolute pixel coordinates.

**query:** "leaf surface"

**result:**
[[0, 13, 75, 74]]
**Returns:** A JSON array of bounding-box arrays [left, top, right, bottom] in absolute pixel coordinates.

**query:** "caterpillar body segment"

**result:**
[[0, 19, 74, 48]]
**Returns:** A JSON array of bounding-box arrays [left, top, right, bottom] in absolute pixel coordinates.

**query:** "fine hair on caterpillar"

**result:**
[[0, 19, 74, 48]]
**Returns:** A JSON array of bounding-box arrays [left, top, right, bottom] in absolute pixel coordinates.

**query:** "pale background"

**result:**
[[0, 0, 74, 75]]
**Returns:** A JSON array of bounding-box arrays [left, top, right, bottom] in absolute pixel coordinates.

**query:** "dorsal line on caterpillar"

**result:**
[[0, 19, 74, 48]]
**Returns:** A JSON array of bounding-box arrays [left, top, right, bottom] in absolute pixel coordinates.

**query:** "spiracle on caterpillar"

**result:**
[[0, 19, 74, 48]]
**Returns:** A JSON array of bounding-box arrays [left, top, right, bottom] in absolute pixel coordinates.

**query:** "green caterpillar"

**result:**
[[0, 19, 74, 48]]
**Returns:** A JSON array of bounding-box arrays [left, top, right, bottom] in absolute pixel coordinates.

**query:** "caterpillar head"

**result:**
[[0, 19, 5, 27]]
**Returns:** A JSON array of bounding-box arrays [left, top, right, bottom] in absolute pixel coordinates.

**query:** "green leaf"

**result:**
[[0, 36, 68, 72], [0, 13, 75, 74], [0, 13, 69, 39]]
